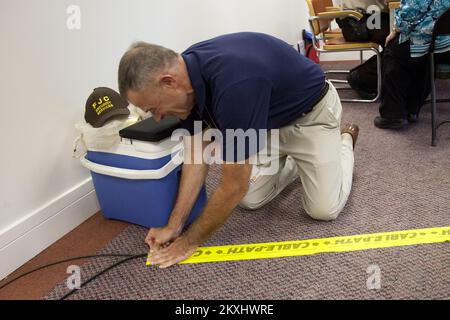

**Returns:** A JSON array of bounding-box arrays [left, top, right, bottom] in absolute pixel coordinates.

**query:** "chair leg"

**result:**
[[324, 69, 350, 85], [373, 48, 382, 102], [430, 53, 437, 147]]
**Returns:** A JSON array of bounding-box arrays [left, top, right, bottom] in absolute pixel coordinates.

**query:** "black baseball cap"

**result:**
[[85, 87, 130, 127]]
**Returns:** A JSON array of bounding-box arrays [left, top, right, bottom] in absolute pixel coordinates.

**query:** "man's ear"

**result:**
[[160, 75, 176, 88]]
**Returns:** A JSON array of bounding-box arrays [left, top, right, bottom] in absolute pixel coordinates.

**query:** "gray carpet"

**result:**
[[45, 64, 450, 300]]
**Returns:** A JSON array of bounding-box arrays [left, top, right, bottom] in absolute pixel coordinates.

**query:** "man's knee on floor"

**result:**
[[239, 196, 265, 210], [304, 202, 340, 221]]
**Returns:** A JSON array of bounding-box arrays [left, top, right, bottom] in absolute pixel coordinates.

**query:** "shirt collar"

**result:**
[[182, 53, 206, 114]]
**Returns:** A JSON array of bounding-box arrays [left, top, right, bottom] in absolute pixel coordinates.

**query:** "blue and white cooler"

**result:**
[[78, 116, 207, 228]]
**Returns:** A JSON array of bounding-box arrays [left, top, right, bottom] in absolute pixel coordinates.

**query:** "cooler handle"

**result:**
[[80, 153, 183, 180]]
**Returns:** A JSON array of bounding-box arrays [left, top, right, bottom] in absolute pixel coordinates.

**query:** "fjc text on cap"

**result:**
[[85, 87, 130, 128]]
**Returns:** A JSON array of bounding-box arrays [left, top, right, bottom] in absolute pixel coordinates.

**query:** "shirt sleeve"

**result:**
[[214, 77, 272, 163]]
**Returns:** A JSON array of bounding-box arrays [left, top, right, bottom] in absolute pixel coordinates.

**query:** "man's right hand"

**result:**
[[145, 225, 182, 251]]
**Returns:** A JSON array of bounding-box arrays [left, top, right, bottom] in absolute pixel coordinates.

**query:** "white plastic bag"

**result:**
[[73, 105, 145, 158]]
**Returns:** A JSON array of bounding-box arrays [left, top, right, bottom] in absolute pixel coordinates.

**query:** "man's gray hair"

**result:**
[[118, 42, 178, 98]]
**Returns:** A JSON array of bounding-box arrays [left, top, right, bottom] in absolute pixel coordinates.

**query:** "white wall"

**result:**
[[0, 0, 310, 279]]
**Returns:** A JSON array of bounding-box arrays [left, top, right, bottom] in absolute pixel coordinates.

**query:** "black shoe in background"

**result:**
[[408, 113, 419, 123], [356, 90, 377, 100], [374, 116, 408, 129], [347, 73, 377, 100]]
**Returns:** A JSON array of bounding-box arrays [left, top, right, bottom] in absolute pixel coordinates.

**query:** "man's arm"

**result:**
[[145, 134, 209, 249], [184, 162, 252, 246], [149, 162, 252, 268], [168, 162, 209, 232]]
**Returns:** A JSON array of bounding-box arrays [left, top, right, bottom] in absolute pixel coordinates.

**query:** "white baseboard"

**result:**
[[0, 178, 100, 281]]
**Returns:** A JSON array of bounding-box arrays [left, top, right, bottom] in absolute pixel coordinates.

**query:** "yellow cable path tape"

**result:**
[[146, 226, 450, 265]]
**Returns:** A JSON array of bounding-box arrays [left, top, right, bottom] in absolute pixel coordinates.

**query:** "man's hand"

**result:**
[[145, 225, 181, 251], [148, 236, 198, 268], [147, 162, 252, 269]]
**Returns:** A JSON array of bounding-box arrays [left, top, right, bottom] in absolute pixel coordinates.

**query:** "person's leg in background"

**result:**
[[375, 35, 413, 129], [281, 83, 355, 221], [408, 50, 450, 122], [345, 12, 389, 99], [377, 34, 435, 128], [405, 55, 431, 122]]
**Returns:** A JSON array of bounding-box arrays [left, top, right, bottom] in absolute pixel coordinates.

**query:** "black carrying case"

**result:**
[[119, 116, 181, 142]]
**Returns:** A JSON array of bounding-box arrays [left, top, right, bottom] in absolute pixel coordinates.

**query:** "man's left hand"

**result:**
[[148, 236, 198, 268]]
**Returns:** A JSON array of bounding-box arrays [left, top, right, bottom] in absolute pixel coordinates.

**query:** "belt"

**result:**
[[300, 81, 330, 117]]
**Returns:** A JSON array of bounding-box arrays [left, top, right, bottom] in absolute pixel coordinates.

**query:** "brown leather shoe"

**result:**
[[341, 124, 359, 149]]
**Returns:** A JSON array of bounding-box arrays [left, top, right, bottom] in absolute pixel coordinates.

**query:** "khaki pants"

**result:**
[[239, 82, 354, 221]]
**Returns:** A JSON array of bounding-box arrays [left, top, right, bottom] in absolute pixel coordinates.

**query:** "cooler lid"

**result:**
[[119, 116, 181, 142]]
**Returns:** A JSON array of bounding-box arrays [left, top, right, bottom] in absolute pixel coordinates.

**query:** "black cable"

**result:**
[[59, 253, 147, 300], [0, 253, 144, 291]]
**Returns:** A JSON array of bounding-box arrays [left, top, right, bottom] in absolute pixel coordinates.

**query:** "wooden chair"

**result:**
[[306, 0, 382, 102]]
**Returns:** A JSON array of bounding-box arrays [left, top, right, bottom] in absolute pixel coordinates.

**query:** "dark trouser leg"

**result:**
[[379, 36, 412, 120], [403, 51, 444, 117], [346, 14, 389, 96], [406, 55, 431, 116]]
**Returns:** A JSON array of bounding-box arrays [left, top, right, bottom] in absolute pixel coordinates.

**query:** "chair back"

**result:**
[[306, 0, 334, 35]]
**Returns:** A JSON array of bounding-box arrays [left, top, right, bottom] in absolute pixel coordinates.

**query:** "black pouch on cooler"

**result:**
[[119, 116, 181, 142]]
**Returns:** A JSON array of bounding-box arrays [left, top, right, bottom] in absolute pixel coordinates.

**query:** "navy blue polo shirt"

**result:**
[[181, 32, 326, 162]]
